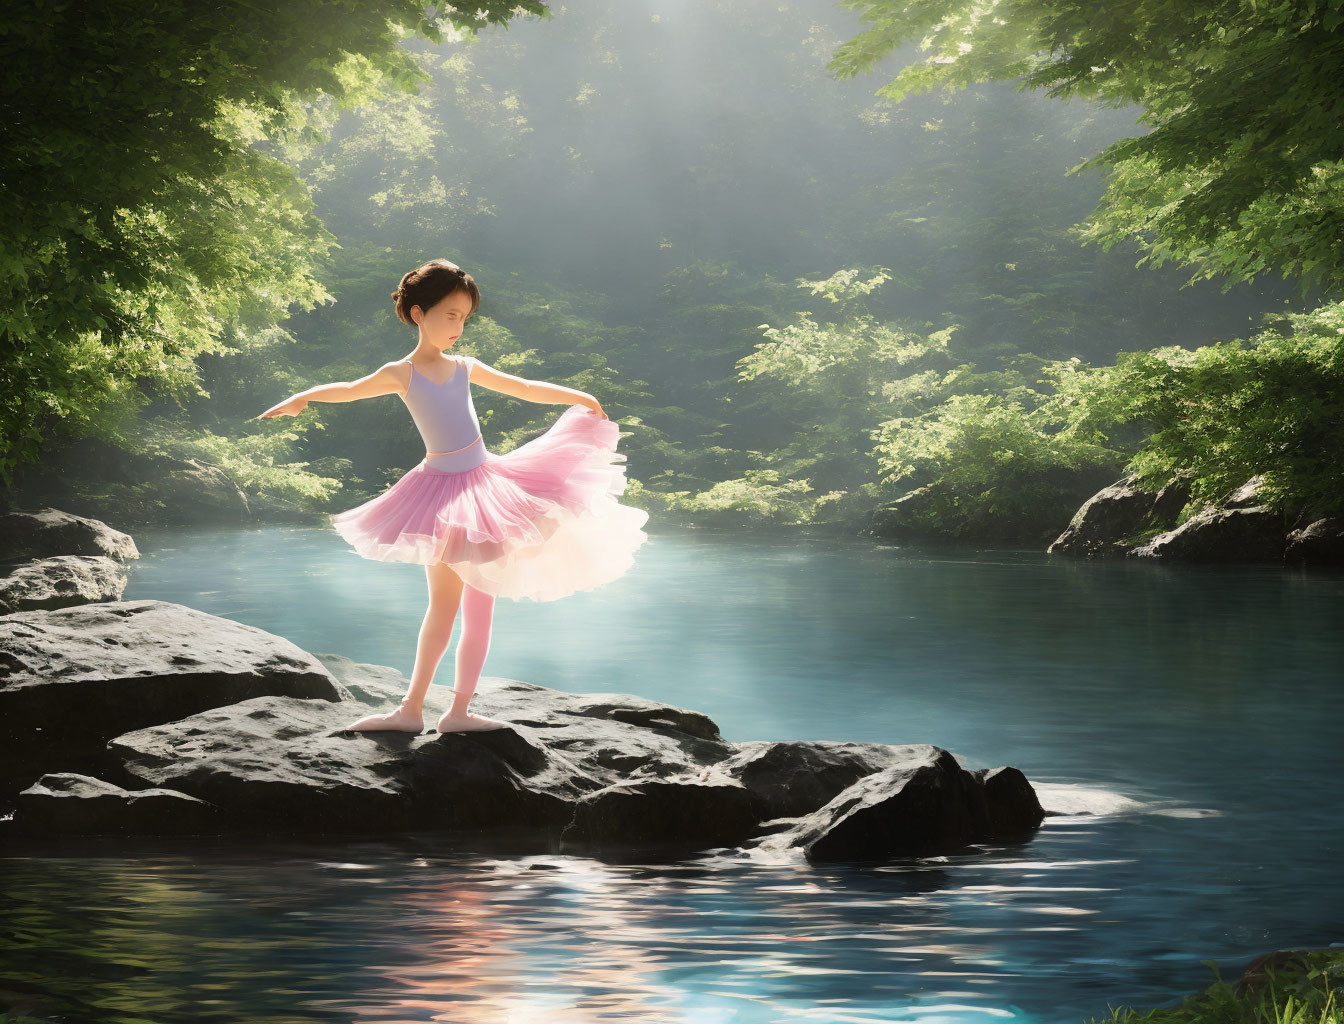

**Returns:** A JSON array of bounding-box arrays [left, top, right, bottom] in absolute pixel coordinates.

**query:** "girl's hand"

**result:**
[[255, 395, 308, 419], [583, 398, 607, 420]]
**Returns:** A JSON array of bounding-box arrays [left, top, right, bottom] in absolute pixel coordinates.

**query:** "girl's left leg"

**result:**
[[436, 582, 508, 733]]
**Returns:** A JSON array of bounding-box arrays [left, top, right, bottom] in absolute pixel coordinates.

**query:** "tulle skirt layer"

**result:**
[[329, 405, 650, 602]]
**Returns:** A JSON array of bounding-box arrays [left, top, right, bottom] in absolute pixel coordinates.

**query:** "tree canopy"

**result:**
[[0, 0, 545, 486], [829, 0, 1344, 299]]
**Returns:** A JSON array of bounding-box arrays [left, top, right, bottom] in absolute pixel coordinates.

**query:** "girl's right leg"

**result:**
[[345, 559, 464, 732]]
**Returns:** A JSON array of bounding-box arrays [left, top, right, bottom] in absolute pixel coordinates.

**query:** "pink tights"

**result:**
[[346, 574, 502, 733], [448, 582, 495, 712], [401, 577, 495, 716]]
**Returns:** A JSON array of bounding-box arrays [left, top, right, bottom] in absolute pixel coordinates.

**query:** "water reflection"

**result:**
[[4, 525, 1342, 1022], [2, 802, 1339, 1024]]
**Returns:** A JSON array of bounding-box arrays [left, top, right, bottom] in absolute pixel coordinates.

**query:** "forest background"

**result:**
[[3, 0, 1340, 543]]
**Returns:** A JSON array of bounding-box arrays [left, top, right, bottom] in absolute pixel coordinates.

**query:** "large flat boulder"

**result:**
[[0, 599, 343, 807], [86, 677, 737, 839], [6, 666, 1047, 862], [2, 601, 1050, 863]]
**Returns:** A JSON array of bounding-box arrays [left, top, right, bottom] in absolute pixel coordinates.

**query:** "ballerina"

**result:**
[[256, 258, 650, 735]]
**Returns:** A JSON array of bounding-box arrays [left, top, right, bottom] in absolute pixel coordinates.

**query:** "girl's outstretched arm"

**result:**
[[254, 361, 406, 420], [471, 359, 607, 420]]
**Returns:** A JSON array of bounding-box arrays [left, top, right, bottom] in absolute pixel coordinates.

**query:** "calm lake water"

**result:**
[[4, 523, 1343, 1024]]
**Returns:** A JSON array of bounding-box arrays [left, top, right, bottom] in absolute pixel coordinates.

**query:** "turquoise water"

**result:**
[[3, 523, 1342, 1023]]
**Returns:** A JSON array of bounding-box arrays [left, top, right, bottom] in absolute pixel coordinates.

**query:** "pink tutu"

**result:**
[[329, 405, 650, 601]]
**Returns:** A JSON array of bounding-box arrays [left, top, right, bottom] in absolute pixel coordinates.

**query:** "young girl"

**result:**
[[257, 258, 650, 735]]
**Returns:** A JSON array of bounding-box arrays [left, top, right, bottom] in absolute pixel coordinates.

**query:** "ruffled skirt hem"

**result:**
[[329, 405, 650, 602]]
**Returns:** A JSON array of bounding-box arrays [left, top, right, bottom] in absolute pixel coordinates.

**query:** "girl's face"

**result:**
[[413, 291, 474, 348]]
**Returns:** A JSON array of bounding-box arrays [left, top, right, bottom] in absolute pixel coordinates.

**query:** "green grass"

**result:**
[[1087, 951, 1344, 1024]]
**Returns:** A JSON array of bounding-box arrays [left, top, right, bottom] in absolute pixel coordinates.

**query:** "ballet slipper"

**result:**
[[345, 699, 424, 733], [435, 691, 508, 733]]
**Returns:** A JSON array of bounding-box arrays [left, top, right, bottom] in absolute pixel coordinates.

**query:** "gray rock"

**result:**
[[0, 599, 343, 805], [104, 690, 583, 835], [0, 555, 129, 613], [562, 776, 761, 852], [1, 603, 1048, 861], [1151, 476, 1193, 524], [711, 739, 924, 820], [1128, 504, 1285, 564], [14, 772, 219, 836], [0, 507, 139, 562], [1224, 474, 1268, 509], [96, 680, 736, 839], [1284, 518, 1344, 569], [1049, 473, 1190, 558], [752, 747, 1044, 862]]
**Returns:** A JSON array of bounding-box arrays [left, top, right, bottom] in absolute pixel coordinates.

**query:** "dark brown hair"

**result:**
[[391, 258, 481, 327]]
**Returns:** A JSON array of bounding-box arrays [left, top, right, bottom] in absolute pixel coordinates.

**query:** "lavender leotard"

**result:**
[[400, 355, 489, 473]]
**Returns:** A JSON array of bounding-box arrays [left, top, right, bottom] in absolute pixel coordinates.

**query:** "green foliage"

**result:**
[[681, 468, 845, 526], [678, 267, 1122, 534], [806, 0, 1344, 539], [0, 0, 546, 488], [1044, 301, 1344, 519], [1084, 950, 1344, 1024], [721, 267, 951, 499], [829, 0, 1344, 297]]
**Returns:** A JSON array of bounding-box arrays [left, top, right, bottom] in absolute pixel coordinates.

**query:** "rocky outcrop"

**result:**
[[1048, 473, 1190, 558], [746, 751, 1041, 862], [0, 600, 343, 808], [1, 599, 1047, 862], [0, 507, 140, 613], [1127, 504, 1285, 564], [14, 772, 220, 836], [1284, 518, 1344, 569], [867, 466, 1125, 545], [0, 506, 139, 563], [1053, 473, 1343, 567], [1126, 474, 1285, 564], [0, 555, 129, 613], [866, 483, 949, 541]]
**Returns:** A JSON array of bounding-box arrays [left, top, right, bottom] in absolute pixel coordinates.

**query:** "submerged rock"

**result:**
[[0, 599, 1048, 864]]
